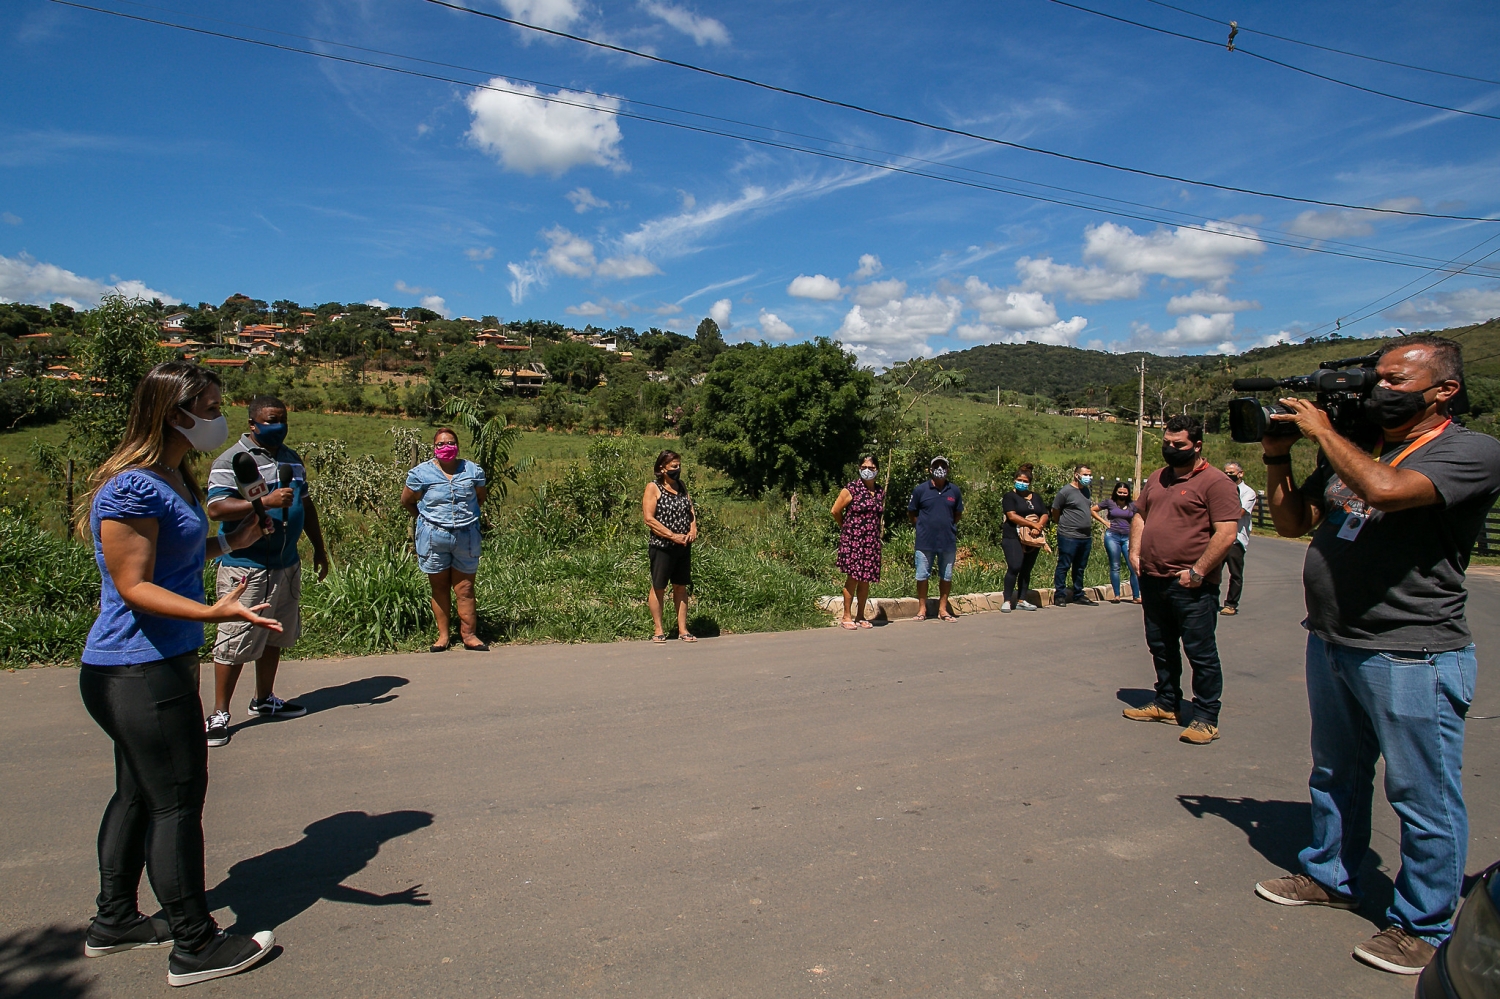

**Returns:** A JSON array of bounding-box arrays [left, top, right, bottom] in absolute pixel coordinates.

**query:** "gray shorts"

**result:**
[[212, 564, 302, 665]]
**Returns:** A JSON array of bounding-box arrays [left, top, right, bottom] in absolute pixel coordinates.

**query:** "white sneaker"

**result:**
[[1016, 600, 1039, 611], [1000, 601, 1013, 613]]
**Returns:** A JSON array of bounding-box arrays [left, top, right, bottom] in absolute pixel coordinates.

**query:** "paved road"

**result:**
[[3, 537, 1497, 998]]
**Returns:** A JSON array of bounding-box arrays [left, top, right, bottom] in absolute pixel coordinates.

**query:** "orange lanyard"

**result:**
[[1381, 420, 1451, 468]]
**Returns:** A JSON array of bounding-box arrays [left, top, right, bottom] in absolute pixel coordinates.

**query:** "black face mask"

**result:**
[[1364, 385, 1434, 430], [665, 467, 681, 480], [1161, 443, 1197, 467]]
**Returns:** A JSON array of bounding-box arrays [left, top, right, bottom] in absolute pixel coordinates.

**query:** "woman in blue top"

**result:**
[[1094, 481, 1141, 603], [401, 427, 489, 652], [77, 361, 281, 987]]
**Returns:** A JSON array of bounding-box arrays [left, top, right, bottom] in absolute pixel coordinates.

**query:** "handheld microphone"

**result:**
[[231, 451, 275, 533], [278, 463, 293, 522]]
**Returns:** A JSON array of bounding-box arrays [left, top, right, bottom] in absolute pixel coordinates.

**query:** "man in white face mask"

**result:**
[[907, 456, 963, 621]]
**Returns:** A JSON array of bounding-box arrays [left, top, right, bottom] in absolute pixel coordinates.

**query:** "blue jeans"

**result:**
[[1300, 635, 1476, 945], [914, 547, 956, 583], [1053, 535, 1091, 599], [1139, 575, 1222, 725], [1103, 531, 1138, 599]]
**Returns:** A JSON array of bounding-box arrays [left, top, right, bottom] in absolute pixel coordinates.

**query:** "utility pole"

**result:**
[[996, 386, 1000, 408], [1133, 358, 1146, 494]]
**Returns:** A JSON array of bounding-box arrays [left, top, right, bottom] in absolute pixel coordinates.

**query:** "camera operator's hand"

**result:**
[[1270, 397, 1336, 445]]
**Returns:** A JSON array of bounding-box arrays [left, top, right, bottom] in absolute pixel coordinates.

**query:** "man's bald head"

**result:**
[[1378, 335, 1463, 386]]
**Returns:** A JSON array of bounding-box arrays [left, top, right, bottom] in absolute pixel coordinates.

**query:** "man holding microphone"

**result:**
[[204, 395, 328, 747], [1251, 337, 1500, 976]]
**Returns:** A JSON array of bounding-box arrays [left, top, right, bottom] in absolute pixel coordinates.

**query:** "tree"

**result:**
[[431, 347, 502, 400], [686, 338, 872, 495], [70, 295, 171, 465], [695, 317, 726, 363], [442, 398, 526, 501], [543, 340, 605, 390]]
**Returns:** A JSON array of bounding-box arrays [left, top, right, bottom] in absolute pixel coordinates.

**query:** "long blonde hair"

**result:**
[[77, 361, 221, 538]]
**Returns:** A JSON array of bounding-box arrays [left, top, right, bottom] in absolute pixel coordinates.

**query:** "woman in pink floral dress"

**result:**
[[831, 455, 885, 629]]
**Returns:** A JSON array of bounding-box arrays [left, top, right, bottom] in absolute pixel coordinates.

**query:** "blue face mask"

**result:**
[[253, 422, 287, 449], [1014, 481, 1030, 493], [1079, 475, 1092, 488]]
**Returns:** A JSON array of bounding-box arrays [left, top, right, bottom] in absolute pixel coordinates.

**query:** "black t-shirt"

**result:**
[[1002, 490, 1048, 541], [1300, 422, 1500, 652]]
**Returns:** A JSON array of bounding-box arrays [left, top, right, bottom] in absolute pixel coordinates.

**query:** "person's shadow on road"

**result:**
[[0, 924, 92, 999], [207, 810, 433, 934], [1177, 794, 1393, 928], [296, 675, 409, 714]]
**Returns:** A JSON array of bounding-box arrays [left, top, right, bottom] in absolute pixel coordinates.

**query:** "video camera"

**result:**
[[1226, 353, 1381, 445]]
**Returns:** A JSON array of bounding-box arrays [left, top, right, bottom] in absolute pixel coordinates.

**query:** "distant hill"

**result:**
[[934, 317, 1500, 399]]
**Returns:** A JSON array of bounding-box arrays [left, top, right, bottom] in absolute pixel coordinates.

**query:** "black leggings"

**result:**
[[79, 654, 217, 951], [1002, 537, 1039, 604]]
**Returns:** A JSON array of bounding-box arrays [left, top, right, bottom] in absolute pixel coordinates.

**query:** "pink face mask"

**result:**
[[434, 443, 458, 461]]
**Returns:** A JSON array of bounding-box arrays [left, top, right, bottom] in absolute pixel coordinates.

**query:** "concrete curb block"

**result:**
[[816, 583, 1136, 622]]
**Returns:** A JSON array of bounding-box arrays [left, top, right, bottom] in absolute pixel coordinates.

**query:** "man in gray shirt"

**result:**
[[1050, 464, 1096, 606], [1252, 336, 1500, 976]]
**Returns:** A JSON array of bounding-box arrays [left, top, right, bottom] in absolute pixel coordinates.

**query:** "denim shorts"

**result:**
[[416, 519, 481, 575], [914, 547, 956, 582]]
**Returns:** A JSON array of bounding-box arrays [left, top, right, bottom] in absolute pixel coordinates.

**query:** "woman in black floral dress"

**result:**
[[831, 455, 885, 629]]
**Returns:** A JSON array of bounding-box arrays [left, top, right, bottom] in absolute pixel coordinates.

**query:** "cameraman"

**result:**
[[1253, 336, 1500, 976]]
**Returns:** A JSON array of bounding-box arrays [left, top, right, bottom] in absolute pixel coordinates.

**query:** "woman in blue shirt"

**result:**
[[78, 361, 281, 987], [401, 427, 489, 652], [1094, 481, 1141, 603]]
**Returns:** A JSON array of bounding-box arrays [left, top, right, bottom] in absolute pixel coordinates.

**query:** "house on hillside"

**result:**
[[159, 312, 191, 330], [199, 357, 249, 369], [496, 362, 548, 395]]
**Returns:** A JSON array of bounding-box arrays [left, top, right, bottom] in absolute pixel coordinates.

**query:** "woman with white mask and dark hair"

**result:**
[[831, 454, 885, 628], [77, 361, 280, 987]]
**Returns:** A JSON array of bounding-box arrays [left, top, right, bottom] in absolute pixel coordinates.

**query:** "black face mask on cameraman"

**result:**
[[1161, 443, 1197, 467], [1364, 384, 1435, 430]]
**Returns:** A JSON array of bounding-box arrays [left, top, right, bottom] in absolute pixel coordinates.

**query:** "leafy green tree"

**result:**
[[431, 346, 502, 400], [686, 338, 872, 495], [71, 295, 171, 465], [695, 317, 726, 363], [543, 340, 605, 390], [442, 398, 527, 501]]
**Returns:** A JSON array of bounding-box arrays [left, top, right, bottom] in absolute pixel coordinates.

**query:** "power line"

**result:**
[[1134, 0, 1500, 88], [52, 0, 1500, 280], [1046, 0, 1500, 123], [1306, 236, 1500, 339], [418, 0, 1499, 223]]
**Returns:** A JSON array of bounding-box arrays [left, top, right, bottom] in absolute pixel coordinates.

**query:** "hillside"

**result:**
[[935, 317, 1500, 399]]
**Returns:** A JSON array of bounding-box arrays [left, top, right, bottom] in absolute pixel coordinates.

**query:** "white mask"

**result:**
[[859, 467, 877, 481], [174, 408, 228, 452]]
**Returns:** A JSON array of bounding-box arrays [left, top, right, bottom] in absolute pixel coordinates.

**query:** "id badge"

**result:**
[[1336, 512, 1366, 541]]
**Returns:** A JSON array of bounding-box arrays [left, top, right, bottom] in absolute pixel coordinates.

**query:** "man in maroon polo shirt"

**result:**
[[1124, 415, 1243, 745]]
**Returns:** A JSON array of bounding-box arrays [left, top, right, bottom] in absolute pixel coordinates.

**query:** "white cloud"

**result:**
[[419, 295, 450, 317], [833, 294, 961, 363], [1015, 255, 1142, 303], [465, 246, 496, 261], [958, 276, 1087, 345], [542, 225, 597, 277], [595, 254, 661, 279], [364, 298, 390, 309], [1136, 312, 1237, 348], [507, 260, 547, 304], [2, 212, 20, 226], [1166, 290, 1260, 314], [565, 300, 608, 317], [394, 279, 430, 294], [1287, 209, 1374, 240], [498, 0, 583, 31], [567, 187, 610, 213], [1385, 286, 1500, 328], [466, 80, 625, 177], [852, 278, 907, 307], [1082, 221, 1264, 284], [640, 0, 730, 45], [0, 253, 170, 310], [853, 253, 882, 279], [787, 273, 844, 300], [758, 310, 796, 340], [709, 298, 732, 327]]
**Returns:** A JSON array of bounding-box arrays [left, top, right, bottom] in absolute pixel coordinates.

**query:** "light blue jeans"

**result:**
[[1299, 634, 1477, 944], [1103, 531, 1138, 599], [914, 547, 956, 583]]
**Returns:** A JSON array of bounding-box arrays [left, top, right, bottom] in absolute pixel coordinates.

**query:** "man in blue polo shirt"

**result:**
[[908, 456, 964, 621], [204, 395, 328, 747]]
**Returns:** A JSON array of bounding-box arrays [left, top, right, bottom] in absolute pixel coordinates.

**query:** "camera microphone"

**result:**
[[231, 451, 275, 533], [1231, 377, 1281, 392]]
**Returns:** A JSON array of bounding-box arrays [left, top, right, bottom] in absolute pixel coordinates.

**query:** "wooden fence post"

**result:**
[[408, 441, 419, 547], [65, 458, 74, 529]]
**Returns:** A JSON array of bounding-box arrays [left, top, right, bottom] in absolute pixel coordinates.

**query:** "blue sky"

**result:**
[[4, 0, 1499, 364]]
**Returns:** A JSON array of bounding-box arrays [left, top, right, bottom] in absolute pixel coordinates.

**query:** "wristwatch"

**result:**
[[1188, 567, 1204, 585]]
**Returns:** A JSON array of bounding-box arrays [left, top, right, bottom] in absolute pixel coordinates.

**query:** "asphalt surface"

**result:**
[[3, 536, 1498, 998]]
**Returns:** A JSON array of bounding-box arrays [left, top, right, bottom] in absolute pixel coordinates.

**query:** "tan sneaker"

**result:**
[[1353, 926, 1436, 975], [1255, 872, 1360, 910], [1122, 703, 1178, 724], [1179, 720, 1220, 745]]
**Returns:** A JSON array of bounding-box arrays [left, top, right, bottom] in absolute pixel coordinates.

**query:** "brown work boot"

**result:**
[[1353, 926, 1436, 975], [1255, 872, 1360, 910], [1179, 720, 1220, 745], [1122, 702, 1177, 724]]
